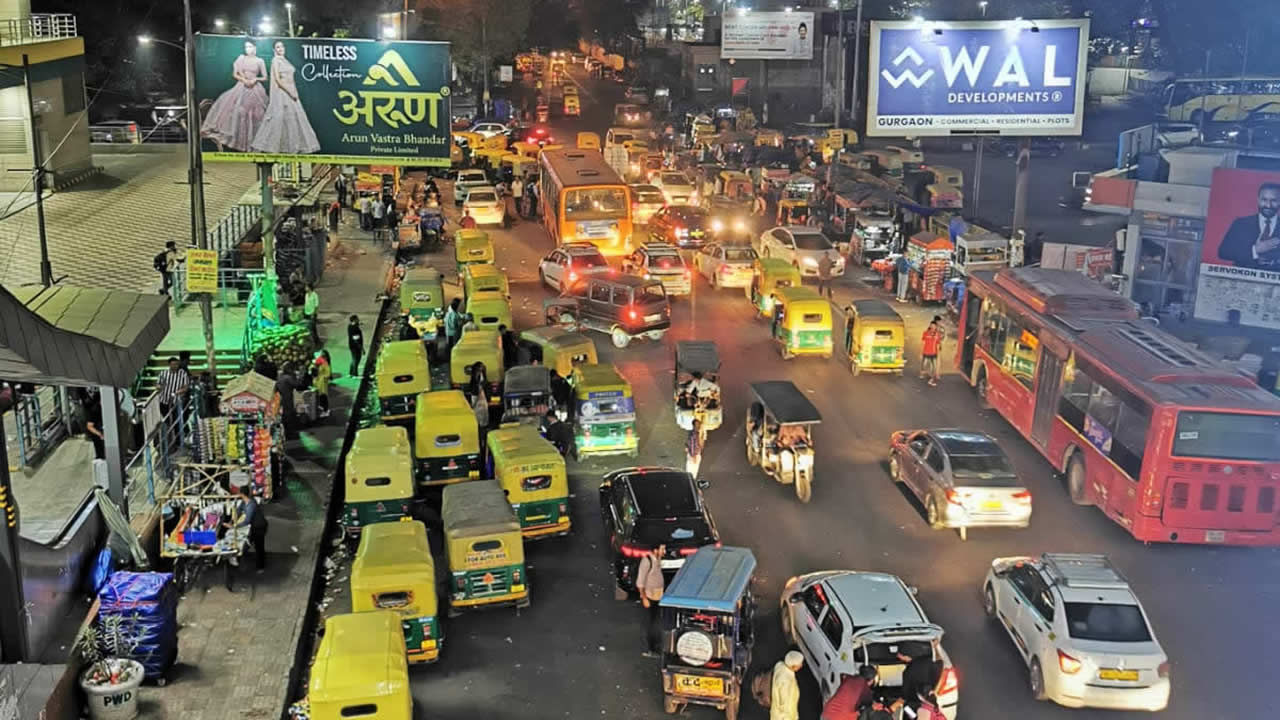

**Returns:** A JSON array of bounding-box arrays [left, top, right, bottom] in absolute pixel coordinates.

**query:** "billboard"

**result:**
[[194, 35, 452, 166], [721, 12, 815, 60], [866, 19, 1089, 137], [1194, 168, 1280, 328]]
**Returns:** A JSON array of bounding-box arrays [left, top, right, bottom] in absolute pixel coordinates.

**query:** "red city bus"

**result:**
[[956, 267, 1280, 546]]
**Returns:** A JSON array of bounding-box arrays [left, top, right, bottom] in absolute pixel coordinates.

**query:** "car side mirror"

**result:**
[[787, 593, 804, 605], [908, 585, 919, 596], [696, 478, 709, 490]]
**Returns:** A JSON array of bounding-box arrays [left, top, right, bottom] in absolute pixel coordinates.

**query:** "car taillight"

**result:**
[[620, 542, 648, 558], [568, 270, 578, 281], [936, 666, 959, 695], [684, 269, 691, 280], [629, 308, 638, 320], [1057, 649, 1082, 675], [679, 546, 699, 556], [1013, 490, 1032, 504], [945, 489, 969, 505], [1157, 661, 1171, 679]]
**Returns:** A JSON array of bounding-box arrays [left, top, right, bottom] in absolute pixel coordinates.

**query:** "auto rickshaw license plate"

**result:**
[[674, 674, 724, 697]]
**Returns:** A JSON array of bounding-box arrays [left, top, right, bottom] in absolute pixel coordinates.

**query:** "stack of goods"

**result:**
[[921, 259, 949, 302], [252, 426, 272, 493], [193, 417, 228, 464], [250, 324, 313, 370], [161, 498, 247, 555], [96, 572, 179, 680]]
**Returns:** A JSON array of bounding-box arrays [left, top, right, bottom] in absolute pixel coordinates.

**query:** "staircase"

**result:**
[[135, 349, 244, 400]]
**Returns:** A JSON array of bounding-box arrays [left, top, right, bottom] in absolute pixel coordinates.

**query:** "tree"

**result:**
[[415, 0, 533, 80]]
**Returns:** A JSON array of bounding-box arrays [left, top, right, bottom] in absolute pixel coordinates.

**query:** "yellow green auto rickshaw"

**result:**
[[746, 257, 802, 318], [570, 363, 638, 459], [399, 267, 445, 338], [454, 229, 495, 274], [843, 299, 906, 375], [465, 289, 513, 331], [376, 340, 432, 422], [309, 611, 412, 720], [577, 131, 601, 151], [463, 262, 510, 303], [350, 521, 442, 664], [414, 389, 481, 487], [770, 286, 834, 359], [342, 426, 415, 536], [486, 424, 571, 539], [449, 328, 504, 405], [517, 327, 598, 377], [442, 479, 530, 612]]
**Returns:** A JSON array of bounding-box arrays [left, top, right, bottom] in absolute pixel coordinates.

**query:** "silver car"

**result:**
[[888, 429, 1032, 540]]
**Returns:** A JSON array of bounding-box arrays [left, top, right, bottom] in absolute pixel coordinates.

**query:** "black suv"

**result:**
[[599, 467, 720, 595], [550, 275, 671, 349]]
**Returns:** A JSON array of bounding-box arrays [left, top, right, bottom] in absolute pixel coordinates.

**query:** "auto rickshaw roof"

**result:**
[[755, 257, 799, 275], [676, 341, 720, 375], [353, 521, 435, 584], [415, 389, 472, 418], [455, 229, 492, 248], [467, 291, 510, 312], [465, 263, 505, 279], [350, 425, 412, 455], [488, 424, 563, 466], [310, 611, 407, 703], [504, 365, 552, 394], [849, 299, 902, 319], [572, 363, 629, 392], [660, 546, 757, 613], [749, 381, 822, 424], [378, 340, 429, 375], [404, 266, 445, 284], [442, 479, 522, 536], [774, 285, 826, 305]]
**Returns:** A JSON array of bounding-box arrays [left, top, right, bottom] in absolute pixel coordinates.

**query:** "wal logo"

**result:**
[[881, 47, 933, 89], [363, 50, 421, 87]]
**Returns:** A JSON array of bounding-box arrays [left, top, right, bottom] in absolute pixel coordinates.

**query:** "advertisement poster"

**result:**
[[866, 19, 1089, 137], [185, 248, 218, 293], [194, 35, 452, 166], [721, 12, 814, 60], [1194, 167, 1280, 328]]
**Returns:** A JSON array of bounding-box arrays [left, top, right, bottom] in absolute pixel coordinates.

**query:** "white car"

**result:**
[[693, 242, 756, 289], [757, 226, 845, 278], [654, 171, 696, 206], [462, 188, 505, 226], [982, 553, 1170, 712], [468, 122, 509, 138], [625, 242, 691, 296], [630, 184, 666, 225], [1155, 122, 1201, 148], [454, 169, 491, 205], [537, 242, 610, 292], [781, 571, 959, 718]]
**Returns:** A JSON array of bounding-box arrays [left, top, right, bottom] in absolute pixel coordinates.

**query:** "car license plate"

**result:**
[[645, 314, 662, 322], [1205, 530, 1225, 543], [674, 674, 724, 697], [981, 500, 1004, 511], [660, 558, 684, 570], [1099, 669, 1139, 682]]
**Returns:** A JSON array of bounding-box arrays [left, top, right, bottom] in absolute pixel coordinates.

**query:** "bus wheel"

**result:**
[[1065, 453, 1089, 506]]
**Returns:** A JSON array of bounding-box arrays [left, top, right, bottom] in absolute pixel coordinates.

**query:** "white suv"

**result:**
[[780, 571, 959, 718], [982, 553, 1170, 711]]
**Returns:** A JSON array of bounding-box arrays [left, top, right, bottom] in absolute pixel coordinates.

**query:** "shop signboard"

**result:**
[[499, 65, 513, 83], [194, 35, 452, 166], [866, 19, 1089, 137], [721, 11, 815, 60], [1195, 167, 1280, 328], [186, 249, 218, 293]]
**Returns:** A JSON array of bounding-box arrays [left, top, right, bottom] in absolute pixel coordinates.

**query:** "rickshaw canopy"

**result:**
[[351, 521, 438, 618], [676, 341, 720, 377], [571, 363, 631, 398], [660, 546, 757, 613], [400, 267, 445, 314], [577, 132, 601, 150], [465, 290, 513, 329], [377, 341, 430, 385], [513, 141, 541, 158], [463, 263, 510, 298], [345, 426, 414, 503], [414, 390, 479, 457], [519, 327, 598, 375], [749, 380, 822, 424], [849, 298, 901, 319], [450, 329, 504, 386], [442, 479, 523, 539], [488, 424, 565, 478], [504, 365, 552, 396], [309, 611, 410, 720], [455, 229, 495, 264]]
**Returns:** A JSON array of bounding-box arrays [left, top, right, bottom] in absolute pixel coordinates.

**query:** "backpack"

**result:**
[[859, 709, 893, 720], [153, 251, 168, 273], [750, 668, 772, 709]]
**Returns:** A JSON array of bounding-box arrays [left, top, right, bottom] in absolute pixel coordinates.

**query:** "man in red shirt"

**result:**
[[459, 209, 478, 229], [821, 665, 878, 720], [920, 316, 944, 387]]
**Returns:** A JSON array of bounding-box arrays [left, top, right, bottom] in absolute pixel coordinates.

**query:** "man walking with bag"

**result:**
[[636, 544, 666, 657]]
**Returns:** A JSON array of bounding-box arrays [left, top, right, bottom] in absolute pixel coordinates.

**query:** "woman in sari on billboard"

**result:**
[[201, 40, 268, 152], [251, 41, 321, 155]]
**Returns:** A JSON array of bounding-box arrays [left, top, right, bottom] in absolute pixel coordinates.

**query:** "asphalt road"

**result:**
[[336, 67, 1280, 720]]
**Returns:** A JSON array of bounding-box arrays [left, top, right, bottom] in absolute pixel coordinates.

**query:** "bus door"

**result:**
[[960, 291, 982, 377], [1030, 351, 1064, 449]]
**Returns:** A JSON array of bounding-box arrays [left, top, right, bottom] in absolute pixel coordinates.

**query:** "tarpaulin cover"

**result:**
[[96, 571, 179, 678]]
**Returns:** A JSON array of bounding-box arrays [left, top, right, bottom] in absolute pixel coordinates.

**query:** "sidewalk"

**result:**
[[137, 194, 389, 719]]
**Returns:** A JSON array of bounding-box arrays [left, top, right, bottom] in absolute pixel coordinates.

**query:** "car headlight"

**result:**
[[711, 219, 724, 232], [734, 219, 747, 232], [802, 257, 818, 267]]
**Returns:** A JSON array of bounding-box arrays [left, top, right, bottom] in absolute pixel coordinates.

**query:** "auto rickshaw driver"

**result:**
[[676, 371, 720, 414]]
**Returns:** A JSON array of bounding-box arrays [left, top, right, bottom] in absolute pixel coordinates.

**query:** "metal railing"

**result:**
[[211, 204, 260, 255], [172, 266, 266, 310], [88, 123, 189, 145], [0, 13, 77, 46], [124, 394, 199, 514]]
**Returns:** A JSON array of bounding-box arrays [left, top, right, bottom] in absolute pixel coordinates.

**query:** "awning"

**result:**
[[0, 284, 170, 387]]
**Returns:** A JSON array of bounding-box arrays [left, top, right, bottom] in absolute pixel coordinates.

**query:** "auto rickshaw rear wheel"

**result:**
[[851, 359, 861, 376], [795, 474, 812, 503], [724, 697, 739, 720], [745, 435, 759, 466], [663, 696, 680, 714]]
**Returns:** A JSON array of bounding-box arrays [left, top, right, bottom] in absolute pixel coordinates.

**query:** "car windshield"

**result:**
[[1063, 603, 1152, 642], [793, 233, 832, 251], [661, 173, 689, 186], [611, 132, 634, 144], [680, 211, 709, 228], [635, 190, 664, 204], [634, 517, 715, 546], [724, 248, 756, 262], [650, 254, 682, 269], [459, 172, 486, 183], [468, 191, 497, 203], [564, 187, 628, 220], [571, 253, 608, 269]]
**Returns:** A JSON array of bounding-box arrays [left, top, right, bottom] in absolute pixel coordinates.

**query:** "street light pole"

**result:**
[[849, 0, 863, 127], [20, 55, 52, 288], [183, 0, 218, 386], [285, 2, 295, 37], [482, 15, 490, 117], [836, 0, 844, 127]]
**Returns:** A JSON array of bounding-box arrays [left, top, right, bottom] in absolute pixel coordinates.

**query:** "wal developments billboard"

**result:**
[[866, 19, 1089, 137], [194, 35, 452, 166]]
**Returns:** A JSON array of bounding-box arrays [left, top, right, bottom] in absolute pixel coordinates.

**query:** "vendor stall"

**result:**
[[905, 232, 953, 304], [159, 463, 250, 590], [190, 372, 285, 500]]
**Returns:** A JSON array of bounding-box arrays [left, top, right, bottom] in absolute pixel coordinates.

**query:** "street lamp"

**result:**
[[258, 17, 274, 35], [284, 3, 295, 37], [978, 1, 988, 17], [213, 18, 225, 30], [381, 26, 396, 39]]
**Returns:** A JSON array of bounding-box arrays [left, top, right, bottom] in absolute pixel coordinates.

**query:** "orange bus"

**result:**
[[957, 267, 1280, 546], [539, 149, 633, 255]]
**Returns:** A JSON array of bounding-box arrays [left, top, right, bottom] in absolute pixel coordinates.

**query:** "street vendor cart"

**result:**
[[905, 231, 953, 304], [192, 371, 284, 500], [160, 463, 250, 592]]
